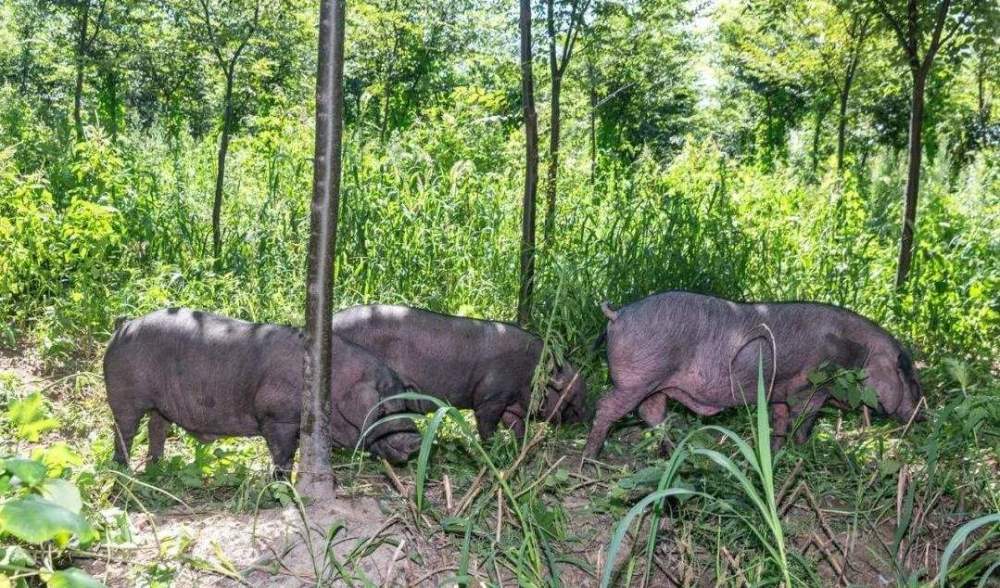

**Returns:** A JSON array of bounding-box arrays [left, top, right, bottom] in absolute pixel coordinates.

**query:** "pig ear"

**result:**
[[549, 363, 570, 388]]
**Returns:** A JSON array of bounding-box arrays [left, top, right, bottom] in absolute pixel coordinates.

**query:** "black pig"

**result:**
[[584, 291, 924, 458], [103, 309, 421, 475], [330, 305, 588, 440]]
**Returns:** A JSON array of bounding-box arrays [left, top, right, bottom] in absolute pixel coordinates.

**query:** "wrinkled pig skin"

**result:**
[[330, 304, 588, 441], [584, 291, 925, 458], [103, 308, 422, 476]]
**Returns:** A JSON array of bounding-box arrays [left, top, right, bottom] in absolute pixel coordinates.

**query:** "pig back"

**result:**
[[331, 305, 543, 408], [104, 308, 302, 438]]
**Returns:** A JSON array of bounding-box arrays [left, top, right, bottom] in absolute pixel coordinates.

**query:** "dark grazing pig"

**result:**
[[103, 308, 422, 475], [329, 304, 588, 440], [584, 291, 925, 458]]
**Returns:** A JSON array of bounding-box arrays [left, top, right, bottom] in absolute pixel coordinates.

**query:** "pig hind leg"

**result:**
[[584, 386, 655, 458], [110, 404, 143, 468], [146, 410, 171, 464]]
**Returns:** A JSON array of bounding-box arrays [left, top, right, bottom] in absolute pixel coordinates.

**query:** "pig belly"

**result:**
[[156, 387, 260, 440], [662, 386, 727, 417]]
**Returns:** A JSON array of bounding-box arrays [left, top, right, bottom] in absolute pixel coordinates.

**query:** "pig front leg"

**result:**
[[501, 405, 527, 440], [474, 400, 508, 442], [787, 388, 828, 445], [261, 421, 300, 480], [770, 403, 789, 453], [583, 387, 649, 459]]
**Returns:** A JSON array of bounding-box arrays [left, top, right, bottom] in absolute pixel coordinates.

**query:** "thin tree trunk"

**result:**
[[895, 71, 926, 288], [73, 0, 90, 143], [212, 69, 235, 262], [379, 11, 400, 143], [836, 82, 850, 172], [105, 67, 120, 143], [298, 0, 346, 500], [589, 59, 597, 184], [543, 0, 559, 244], [544, 79, 560, 241], [517, 0, 538, 326], [811, 105, 826, 178]]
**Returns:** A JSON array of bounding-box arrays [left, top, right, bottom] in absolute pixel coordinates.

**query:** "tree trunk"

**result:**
[[895, 71, 926, 288], [589, 60, 597, 184], [544, 78, 560, 242], [379, 16, 400, 143], [298, 0, 346, 501], [105, 67, 120, 143], [836, 81, 850, 173], [811, 105, 826, 178], [543, 0, 559, 244], [212, 69, 235, 263], [517, 0, 538, 326], [73, 0, 90, 143]]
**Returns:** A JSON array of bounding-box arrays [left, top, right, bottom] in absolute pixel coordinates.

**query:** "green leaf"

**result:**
[[415, 406, 450, 511], [43, 568, 104, 588], [0, 495, 96, 546], [806, 370, 827, 386], [939, 513, 1000, 586], [440, 516, 469, 535], [5, 393, 59, 442], [38, 479, 83, 514], [2, 458, 48, 487], [860, 387, 879, 409], [847, 386, 861, 409], [0, 544, 35, 571], [879, 460, 902, 476]]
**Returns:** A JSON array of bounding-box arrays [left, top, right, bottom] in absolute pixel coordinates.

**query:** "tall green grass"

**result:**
[[601, 356, 793, 587]]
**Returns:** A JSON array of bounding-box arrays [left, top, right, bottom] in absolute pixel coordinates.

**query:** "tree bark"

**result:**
[[517, 0, 538, 326], [895, 70, 926, 288], [73, 0, 90, 143], [811, 105, 827, 178], [211, 68, 235, 262], [835, 81, 850, 173], [588, 59, 597, 184], [544, 0, 559, 244], [298, 0, 346, 501]]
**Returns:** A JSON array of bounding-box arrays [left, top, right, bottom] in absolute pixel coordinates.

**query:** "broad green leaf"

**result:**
[[0, 544, 35, 571], [0, 495, 96, 546], [806, 370, 827, 386], [5, 393, 59, 442], [860, 387, 879, 409], [847, 386, 861, 408], [39, 479, 83, 514], [43, 568, 104, 588], [2, 458, 47, 487], [32, 443, 83, 476]]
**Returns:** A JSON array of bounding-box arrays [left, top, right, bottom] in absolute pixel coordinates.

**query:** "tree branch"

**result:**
[[84, 0, 107, 49], [197, 0, 228, 71], [558, 0, 592, 75], [921, 0, 953, 72], [874, 1, 915, 62]]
